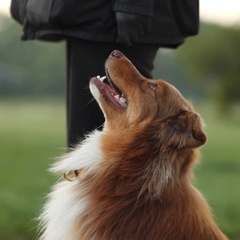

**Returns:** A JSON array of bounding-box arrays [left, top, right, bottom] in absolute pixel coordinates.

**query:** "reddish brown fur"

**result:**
[[73, 51, 228, 239]]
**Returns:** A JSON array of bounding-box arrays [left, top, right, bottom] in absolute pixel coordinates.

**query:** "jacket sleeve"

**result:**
[[10, 0, 28, 25], [112, 0, 155, 17]]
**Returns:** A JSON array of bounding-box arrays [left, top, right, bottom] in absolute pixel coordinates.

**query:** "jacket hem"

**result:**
[[23, 28, 184, 48], [112, 3, 153, 17]]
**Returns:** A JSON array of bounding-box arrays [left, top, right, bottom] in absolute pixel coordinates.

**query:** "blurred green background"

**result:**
[[0, 14, 240, 240]]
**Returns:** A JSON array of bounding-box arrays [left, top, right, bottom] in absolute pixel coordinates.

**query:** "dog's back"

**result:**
[[39, 50, 228, 240]]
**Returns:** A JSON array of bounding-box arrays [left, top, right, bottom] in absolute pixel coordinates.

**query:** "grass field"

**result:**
[[0, 100, 239, 240]]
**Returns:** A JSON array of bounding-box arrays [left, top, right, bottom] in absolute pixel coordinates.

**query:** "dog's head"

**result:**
[[90, 50, 206, 150]]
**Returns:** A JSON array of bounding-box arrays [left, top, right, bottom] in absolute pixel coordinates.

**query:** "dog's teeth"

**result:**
[[96, 76, 106, 82], [100, 76, 106, 82], [119, 97, 127, 105], [114, 95, 120, 100]]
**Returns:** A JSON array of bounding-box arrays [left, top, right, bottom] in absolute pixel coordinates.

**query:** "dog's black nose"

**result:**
[[111, 50, 123, 58]]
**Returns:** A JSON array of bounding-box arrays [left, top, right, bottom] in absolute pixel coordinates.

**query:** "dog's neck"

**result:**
[[61, 127, 196, 199], [93, 126, 196, 199]]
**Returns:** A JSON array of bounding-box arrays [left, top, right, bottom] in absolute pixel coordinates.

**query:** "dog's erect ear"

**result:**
[[170, 111, 207, 149]]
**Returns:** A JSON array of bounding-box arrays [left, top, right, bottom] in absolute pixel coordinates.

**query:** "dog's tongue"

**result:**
[[92, 76, 127, 109], [96, 77, 119, 96]]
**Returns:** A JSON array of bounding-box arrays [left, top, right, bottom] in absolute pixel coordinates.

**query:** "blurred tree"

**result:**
[[0, 16, 65, 98], [153, 49, 205, 99], [175, 23, 240, 111]]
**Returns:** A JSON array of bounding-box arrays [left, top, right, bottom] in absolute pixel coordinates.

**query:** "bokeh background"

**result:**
[[0, 1, 240, 239]]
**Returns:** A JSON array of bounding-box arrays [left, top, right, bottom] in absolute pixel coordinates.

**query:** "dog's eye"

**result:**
[[149, 83, 157, 91]]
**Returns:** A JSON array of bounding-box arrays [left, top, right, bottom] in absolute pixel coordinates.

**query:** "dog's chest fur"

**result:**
[[39, 131, 103, 240]]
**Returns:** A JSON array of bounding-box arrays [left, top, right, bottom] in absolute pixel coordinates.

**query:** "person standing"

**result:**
[[10, 0, 199, 148]]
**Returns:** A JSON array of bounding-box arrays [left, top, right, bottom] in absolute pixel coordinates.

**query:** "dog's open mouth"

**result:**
[[91, 72, 128, 110]]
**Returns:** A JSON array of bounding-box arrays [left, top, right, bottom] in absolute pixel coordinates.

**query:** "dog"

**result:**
[[39, 50, 228, 240]]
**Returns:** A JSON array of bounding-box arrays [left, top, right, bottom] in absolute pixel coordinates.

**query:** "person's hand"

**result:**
[[115, 12, 151, 46]]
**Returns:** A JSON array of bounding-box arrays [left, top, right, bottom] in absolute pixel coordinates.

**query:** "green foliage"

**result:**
[[0, 16, 65, 97], [153, 49, 205, 99], [175, 23, 240, 109], [0, 100, 240, 239]]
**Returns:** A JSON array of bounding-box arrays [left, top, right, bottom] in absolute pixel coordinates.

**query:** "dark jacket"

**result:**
[[11, 0, 199, 47]]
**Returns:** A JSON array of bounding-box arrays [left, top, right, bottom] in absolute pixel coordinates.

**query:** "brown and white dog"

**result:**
[[39, 50, 228, 240]]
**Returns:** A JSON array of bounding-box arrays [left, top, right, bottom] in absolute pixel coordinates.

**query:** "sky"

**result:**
[[0, 0, 240, 26]]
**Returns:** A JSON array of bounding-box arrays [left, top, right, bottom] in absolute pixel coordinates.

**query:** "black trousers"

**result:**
[[66, 38, 159, 147]]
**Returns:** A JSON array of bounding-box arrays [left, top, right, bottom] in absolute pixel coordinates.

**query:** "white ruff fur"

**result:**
[[39, 131, 103, 240]]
